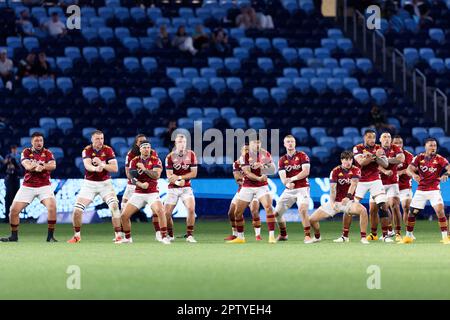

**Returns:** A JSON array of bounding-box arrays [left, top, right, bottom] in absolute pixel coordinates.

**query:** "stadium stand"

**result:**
[[0, 0, 448, 180]]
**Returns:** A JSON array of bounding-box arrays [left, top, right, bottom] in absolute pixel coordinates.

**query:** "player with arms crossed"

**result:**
[[400, 138, 450, 244], [228, 138, 277, 244], [67, 130, 121, 243], [308, 151, 368, 244], [122, 134, 162, 242], [225, 145, 262, 241], [118, 141, 170, 244], [164, 134, 198, 243], [392, 135, 414, 226], [370, 132, 405, 241], [352, 129, 393, 242], [274, 135, 313, 243], [0, 132, 57, 242]]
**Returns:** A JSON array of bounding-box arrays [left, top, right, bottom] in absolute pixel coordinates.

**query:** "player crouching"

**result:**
[[117, 141, 169, 244], [309, 151, 369, 244]]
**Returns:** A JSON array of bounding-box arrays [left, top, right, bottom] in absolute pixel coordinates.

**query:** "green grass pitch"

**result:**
[[1, 219, 450, 300]]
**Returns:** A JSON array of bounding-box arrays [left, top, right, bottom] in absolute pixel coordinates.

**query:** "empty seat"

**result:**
[[56, 77, 73, 95], [370, 88, 387, 105], [183, 67, 199, 79], [99, 87, 116, 104], [226, 77, 243, 93], [319, 136, 337, 149], [353, 88, 370, 104], [228, 117, 246, 129], [310, 127, 327, 141], [224, 58, 240, 72], [168, 87, 185, 104], [39, 117, 56, 130], [210, 77, 226, 93], [142, 97, 159, 112], [257, 57, 274, 73], [99, 47, 115, 63], [336, 136, 353, 150], [56, 117, 73, 134], [22, 77, 39, 94], [110, 137, 127, 151], [291, 127, 308, 142], [82, 47, 99, 64], [255, 37, 271, 52], [233, 47, 249, 60], [192, 77, 209, 93], [253, 87, 270, 103], [166, 67, 182, 80], [282, 48, 298, 64], [412, 127, 428, 143], [82, 127, 97, 140], [429, 127, 445, 139], [126, 97, 143, 113], [187, 107, 203, 119], [208, 57, 223, 70], [356, 58, 373, 73], [221, 107, 237, 118], [49, 147, 64, 161], [312, 146, 330, 163], [248, 117, 265, 130], [343, 127, 359, 137], [271, 87, 287, 104], [272, 38, 288, 51], [200, 67, 216, 79]]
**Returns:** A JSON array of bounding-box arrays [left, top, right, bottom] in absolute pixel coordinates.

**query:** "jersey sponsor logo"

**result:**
[[173, 163, 190, 170], [338, 178, 351, 185], [285, 164, 302, 172], [419, 165, 437, 173]]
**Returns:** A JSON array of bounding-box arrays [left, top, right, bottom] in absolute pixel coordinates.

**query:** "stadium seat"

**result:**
[[319, 136, 337, 149], [23, 37, 39, 52], [257, 58, 274, 73], [39, 118, 56, 131], [356, 58, 373, 73], [82, 127, 96, 140], [233, 48, 249, 60], [142, 97, 159, 112], [342, 127, 359, 137], [82, 47, 99, 64], [283, 68, 299, 78], [82, 87, 99, 104], [336, 136, 353, 150], [22, 77, 39, 94], [301, 68, 316, 79], [110, 137, 127, 151], [210, 78, 226, 94], [224, 58, 240, 73], [200, 68, 216, 79], [99, 47, 115, 64], [273, 38, 288, 51], [419, 48, 434, 62], [239, 37, 254, 49], [187, 107, 203, 119], [56, 117, 73, 134], [291, 127, 308, 142], [221, 107, 236, 118], [126, 97, 143, 113], [298, 48, 314, 61], [429, 28, 444, 44], [208, 57, 223, 70], [429, 58, 445, 73], [323, 58, 339, 69], [415, 146, 425, 154], [248, 117, 265, 130], [99, 87, 116, 104], [151, 87, 167, 101], [327, 78, 343, 93], [271, 87, 287, 105], [343, 77, 359, 91], [168, 87, 185, 104], [352, 88, 370, 104], [337, 38, 353, 53], [49, 147, 64, 161], [315, 48, 331, 59], [20, 137, 31, 147], [312, 146, 330, 163], [282, 48, 298, 64], [56, 77, 73, 95], [310, 127, 327, 141], [340, 58, 355, 71], [404, 48, 419, 67], [192, 77, 209, 93], [277, 77, 294, 89], [429, 127, 445, 139], [438, 137, 450, 152], [226, 77, 243, 93], [255, 38, 271, 52], [310, 78, 327, 94], [321, 38, 337, 51], [204, 108, 220, 120], [370, 88, 387, 105], [327, 28, 343, 39], [38, 77, 55, 95], [412, 127, 428, 143], [293, 78, 310, 93], [183, 67, 199, 79], [253, 87, 270, 104], [228, 117, 246, 129], [178, 118, 194, 129]]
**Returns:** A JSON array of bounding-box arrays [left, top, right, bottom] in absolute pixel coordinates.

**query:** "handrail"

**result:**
[[434, 88, 448, 131], [392, 49, 406, 92], [372, 30, 386, 72], [413, 68, 427, 112], [354, 10, 367, 52]]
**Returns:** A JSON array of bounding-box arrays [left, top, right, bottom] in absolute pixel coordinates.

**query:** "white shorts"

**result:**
[[77, 179, 116, 202], [399, 188, 412, 202], [274, 187, 310, 216], [410, 190, 443, 209], [231, 191, 257, 205], [128, 192, 161, 210], [355, 180, 386, 204], [122, 184, 136, 201], [369, 183, 399, 203], [165, 187, 195, 205], [238, 186, 270, 202], [13, 185, 55, 204], [320, 200, 354, 217]]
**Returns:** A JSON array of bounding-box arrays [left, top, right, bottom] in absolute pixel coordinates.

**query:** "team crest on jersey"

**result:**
[[338, 172, 344, 176], [284, 160, 289, 164], [92, 153, 96, 156], [433, 160, 437, 164], [295, 157, 298, 161], [420, 160, 425, 163], [101, 152, 106, 157]]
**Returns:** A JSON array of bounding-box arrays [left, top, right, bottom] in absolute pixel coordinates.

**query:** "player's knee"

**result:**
[[377, 202, 389, 218], [74, 202, 86, 214], [409, 207, 421, 217]]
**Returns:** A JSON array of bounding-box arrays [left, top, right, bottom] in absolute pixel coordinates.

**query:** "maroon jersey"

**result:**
[[278, 151, 310, 189], [398, 149, 414, 190], [82, 145, 116, 181], [380, 144, 403, 185], [21, 148, 54, 188], [353, 143, 383, 182], [125, 149, 158, 185], [129, 154, 162, 194], [240, 149, 273, 188], [165, 150, 197, 189], [233, 160, 244, 192], [411, 153, 449, 191], [329, 165, 361, 202]]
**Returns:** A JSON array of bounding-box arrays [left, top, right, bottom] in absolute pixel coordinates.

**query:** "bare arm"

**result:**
[[261, 162, 276, 175], [378, 165, 391, 175], [21, 159, 38, 171], [143, 167, 162, 179], [233, 171, 243, 185], [329, 183, 337, 203], [375, 155, 389, 169], [388, 153, 405, 165], [242, 165, 265, 182], [355, 154, 374, 167], [180, 167, 198, 180], [347, 178, 359, 196], [278, 169, 287, 185], [407, 164, 420, 182], [83, 158, 99, 172], [291, 163, 310, 181], [43, 160, 56, 172]]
